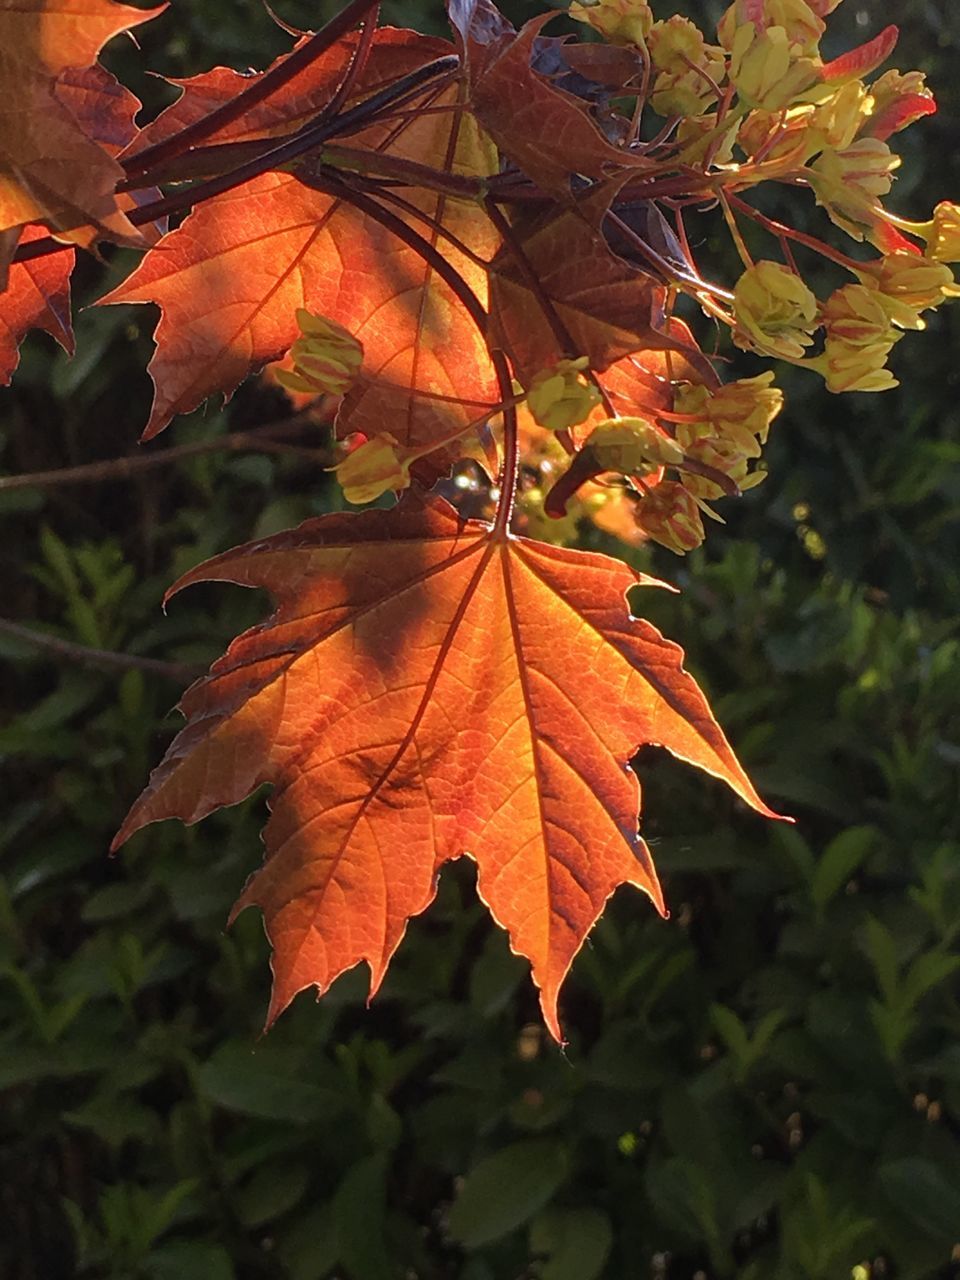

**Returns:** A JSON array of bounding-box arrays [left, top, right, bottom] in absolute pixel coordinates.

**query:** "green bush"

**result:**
[[2, 3, 959, 1278]]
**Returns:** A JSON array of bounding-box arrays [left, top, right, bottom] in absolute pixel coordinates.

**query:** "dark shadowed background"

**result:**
[[2, 2, 959, 1277]]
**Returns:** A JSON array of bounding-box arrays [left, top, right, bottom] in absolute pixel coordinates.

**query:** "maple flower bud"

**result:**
[[733, 261, 819, 360], [856, 251, 960, 330], [652, 69, 716, 118], [737, 104, 814, 164], [649, 22, 728, 117], [635, 481, 705, 554], [588, 418, 685, 472], [817, 337, 898, 393], [808, 138, 900, 240], [526, 358, 601, 433], [648, 16, 708, 75], [924, 202, 960, 264], [719, 0, 825, 54], [821, 284, 899, 348], [276, 309, 363, 397], [807, 81, 872, 152], [677, 112, 739, 165], [870, 69, 928, 114], [568, 0, 653, 46], [812, 283, 901, 393], [729, 24, 820, 111], [864, 70, 934, 140], [332, 432, 413, 504], [681, 435, 758, 499], [676, 372, 783, 448]]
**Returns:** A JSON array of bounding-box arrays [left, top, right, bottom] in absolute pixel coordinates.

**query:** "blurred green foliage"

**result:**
[[2, 2, 960, 1278]]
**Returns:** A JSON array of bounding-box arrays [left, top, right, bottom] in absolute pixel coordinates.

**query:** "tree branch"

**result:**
[[0, 413, 331, 492], [0, 617, 201, 682]]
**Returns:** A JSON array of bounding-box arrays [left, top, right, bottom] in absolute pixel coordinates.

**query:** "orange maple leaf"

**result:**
[[0, 65, 156, 378], [0, 224, 73, 382], [113, 493, 780, 1042], [0, 0, 159, 244], [102, 31, 499, 445]]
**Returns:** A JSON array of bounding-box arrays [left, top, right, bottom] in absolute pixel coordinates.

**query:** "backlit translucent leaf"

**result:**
[[114, 494, 778, 1041]]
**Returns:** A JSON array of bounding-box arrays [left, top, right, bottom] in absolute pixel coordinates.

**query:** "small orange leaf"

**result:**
[[820, 25, 898, 85], [0, 0, 160, 243], [0, 65, 152, 380], [113, 494, 781, 1042], [0, 225, 73, 382], [456, 10, 649, 196]]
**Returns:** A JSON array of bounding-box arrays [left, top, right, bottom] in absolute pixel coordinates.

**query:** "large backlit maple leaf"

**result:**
[[102, 30, 499, 443], [0, 0, 158, 243], [113, 494, 778, 1041]]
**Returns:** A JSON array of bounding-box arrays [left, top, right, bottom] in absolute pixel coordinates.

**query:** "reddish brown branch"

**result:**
[[491, 348, 519, 537], [121, 0, 384, 180], [321, 3, 380, 123]]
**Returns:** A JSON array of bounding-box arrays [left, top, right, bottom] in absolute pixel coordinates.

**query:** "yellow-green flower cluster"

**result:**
[[634, 482, 706, 554], [813, 284, 902, 393], [733, 262, 818, 360], [673, 373, 781, 503], [647, 16, 725, 117], [584, 377, 783, 554], [332, 433, 415, 505]]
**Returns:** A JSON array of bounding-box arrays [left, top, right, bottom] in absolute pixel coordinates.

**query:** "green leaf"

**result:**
[[878, 1158, 960, 1240], [197, 1043, 349, 1125], [811, 826, 877, 913], [234, 1160, 310, 1229], [863, 917, 900, 1004], [146, 1242, 234, 1280], [334, 1154, 394, 1280], [710, 1004, 750, 1067], [63, 1094, 158, 1147], [448, 1141, 567, 1249], [277, 1204, 338, 1280], [528, 1208, 611, 1280], [900, 951, 960, 1011]]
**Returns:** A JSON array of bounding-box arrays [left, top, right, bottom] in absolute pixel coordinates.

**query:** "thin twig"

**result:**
[[491, 349, 518, 537], [0, 617, 201, 682], [0, 413, 330, 492], [727, 193, 865, 273], [321, 3, 380, 123]]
